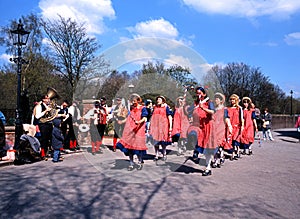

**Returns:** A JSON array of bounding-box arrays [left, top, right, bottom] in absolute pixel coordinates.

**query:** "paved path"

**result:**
[[0, 129, 299, 219]]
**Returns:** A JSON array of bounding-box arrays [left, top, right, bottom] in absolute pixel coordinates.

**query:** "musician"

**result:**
[[58, 100, 71, 149], [90, 98, 108, 155], [33, 94, 53, 159], [68, 100, 81, 150], [110, 97, 127, 152]]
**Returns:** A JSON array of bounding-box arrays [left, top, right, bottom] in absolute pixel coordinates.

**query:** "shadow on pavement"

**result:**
[[274, 130, 300, 143]]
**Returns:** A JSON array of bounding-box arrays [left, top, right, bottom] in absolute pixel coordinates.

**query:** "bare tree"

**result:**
[[41, 15, 102, 96], [212, 62, 286, 113]]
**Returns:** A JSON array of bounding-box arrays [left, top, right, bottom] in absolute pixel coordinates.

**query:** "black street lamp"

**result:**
[[290, 90, 293, 116], [9, 19, 30, 149]]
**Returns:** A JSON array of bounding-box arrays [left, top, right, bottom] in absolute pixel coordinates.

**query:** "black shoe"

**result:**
[[153, 156, 158, 161], [217, 163, 221, 168], [127, 165, 134, 171], [202, 170, 212, 176], [211, 162, 217, 168], [52, 160, 63, 163], [137, 163, 143, 170], [92, 152, 96, 155]]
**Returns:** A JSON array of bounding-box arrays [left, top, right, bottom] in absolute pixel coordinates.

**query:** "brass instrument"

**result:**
[[39, 87, 60, 123]]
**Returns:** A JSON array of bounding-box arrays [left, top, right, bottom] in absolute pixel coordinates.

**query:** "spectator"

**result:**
[[144, 99, 153, 145], [52, 118, 64, 162], [261, 108, 274, 141], [0, 135, 15, 161], [0, 112, 6, 157], [0, 110, 6, 126], [295, 115, 300, 142]]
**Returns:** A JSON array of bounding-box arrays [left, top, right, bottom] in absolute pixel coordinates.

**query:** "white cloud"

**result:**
[[124, 48, 157, 61], [181, 0, 300, 19], [284, 32, 300, 46], [129, 18, 179, 39], [0, 53, 11, 63], [39, 0, 115, 34], [122, 48, 158, 68], [165, 54, 193, 69]]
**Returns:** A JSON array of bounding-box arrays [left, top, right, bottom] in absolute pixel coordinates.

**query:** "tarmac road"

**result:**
[[0, 128, 299, 219]]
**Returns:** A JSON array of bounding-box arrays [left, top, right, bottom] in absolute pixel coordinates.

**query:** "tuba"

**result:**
[[39, 87, 60, 123]]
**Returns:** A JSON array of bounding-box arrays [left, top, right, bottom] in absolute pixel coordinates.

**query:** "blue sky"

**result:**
[[1, 0, 300, 98]]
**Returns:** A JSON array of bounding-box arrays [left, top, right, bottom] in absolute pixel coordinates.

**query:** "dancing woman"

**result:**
[[150, 96, 173, 161], [111, 97, 128, 152], [171, 96, 190, 156], [211, 92, 227, 168], [224, 94, 244, 160], [187, 87, 215, 176], [117, 94, 148, 171], [241, 97, 257, 155]]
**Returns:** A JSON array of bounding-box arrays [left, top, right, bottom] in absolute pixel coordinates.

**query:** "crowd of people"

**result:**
[[108, 87, 276, 176], [2, 85, 300, 174]]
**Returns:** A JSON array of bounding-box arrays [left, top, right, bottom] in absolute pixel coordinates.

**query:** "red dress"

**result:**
[[118, 105, 148, 151], [213, 107, 226, 147], [241, 109, 255, 144], [150, 104, 172, 145], [172, 106, 190, 139], [226, 106, 243, 145], [187, 101, 214, 150]]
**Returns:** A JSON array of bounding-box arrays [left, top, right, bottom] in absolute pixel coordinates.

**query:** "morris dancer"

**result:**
[[211, 92, 226, 168], [172, 96, 190, 156], [241, 97, 257, 155], [111, 97, 127, 152], [117, 94, 148, 170], [187, 87, 215, 176], [150, 96, 173, 161], [224, 94, 244, 160]]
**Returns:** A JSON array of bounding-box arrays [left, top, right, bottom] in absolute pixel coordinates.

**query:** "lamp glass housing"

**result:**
[[10, 21, 30, 46]]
